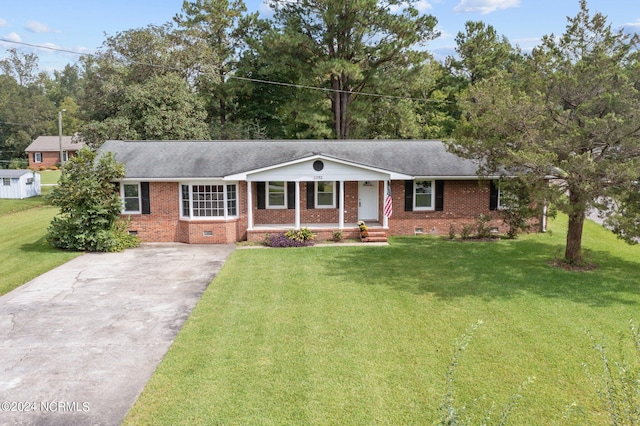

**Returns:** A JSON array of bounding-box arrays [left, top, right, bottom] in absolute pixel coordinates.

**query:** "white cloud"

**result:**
[[415, 0, 433, 13], [259, 0, 274, 17], [25, 20, 59, 33], [0, 18, 8, 27], [5, 32, 21, 42], [453, 0, 520, 15], [389, 0, 433, 14], [622, 19, 640, 35]]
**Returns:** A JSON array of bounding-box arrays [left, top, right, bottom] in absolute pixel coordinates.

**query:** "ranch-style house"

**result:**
[[99, 139, 529, 244]]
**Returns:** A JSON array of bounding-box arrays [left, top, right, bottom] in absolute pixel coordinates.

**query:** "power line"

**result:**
[[0, 38, 449, 104]]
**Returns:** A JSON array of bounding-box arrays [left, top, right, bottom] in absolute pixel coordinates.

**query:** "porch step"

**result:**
[[361, 230, 388, 243]]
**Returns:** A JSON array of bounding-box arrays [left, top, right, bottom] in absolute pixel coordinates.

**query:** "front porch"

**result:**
[[247, 222, 386, 243]]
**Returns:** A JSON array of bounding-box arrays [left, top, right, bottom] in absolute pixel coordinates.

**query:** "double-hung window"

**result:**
[[267, 181, 286, 208], [121, 183, 141, 214], [316, 181, 335, 208], [34, 152, 42, 163], [414, 180, 434, 210], [181, 183, 238, 219]]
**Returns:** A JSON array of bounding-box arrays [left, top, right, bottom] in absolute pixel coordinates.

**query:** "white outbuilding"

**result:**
[[0, 170, 41, 199]]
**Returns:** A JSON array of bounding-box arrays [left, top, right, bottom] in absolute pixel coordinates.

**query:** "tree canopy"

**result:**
[[450, 0, 640, 264]]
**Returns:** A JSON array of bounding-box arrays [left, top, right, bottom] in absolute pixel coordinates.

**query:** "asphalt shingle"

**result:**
[[99, 139, 482, 179]]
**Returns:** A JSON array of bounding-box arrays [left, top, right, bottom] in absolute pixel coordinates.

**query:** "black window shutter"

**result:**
[[335, 181, 340, 209], [306, 181, 315, 209], [404, 180, 413, 212], [287, 182, 295, 209], [141, 182, 151, 215], [489, 181, 499, 211], [435, 180, 444, 211], [257, 182, 265, 210]]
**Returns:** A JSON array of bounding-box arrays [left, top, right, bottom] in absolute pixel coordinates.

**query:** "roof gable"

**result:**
[[25, 136, 84, 152]]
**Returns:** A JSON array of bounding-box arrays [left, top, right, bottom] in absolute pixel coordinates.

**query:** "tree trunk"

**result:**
[[565, 189, 586, 264], [331, 74, 351, 139]]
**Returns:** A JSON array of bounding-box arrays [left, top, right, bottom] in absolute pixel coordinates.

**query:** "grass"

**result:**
[[123, 218, 640, 425], [0, 200, 81, 296], [38, 169, 61, 185]]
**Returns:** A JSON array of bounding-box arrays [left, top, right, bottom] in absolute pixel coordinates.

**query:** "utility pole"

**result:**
[[58, 109, 66, 165]]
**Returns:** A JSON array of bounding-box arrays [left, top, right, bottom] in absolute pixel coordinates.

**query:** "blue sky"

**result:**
[[0, 0, 638, 73]]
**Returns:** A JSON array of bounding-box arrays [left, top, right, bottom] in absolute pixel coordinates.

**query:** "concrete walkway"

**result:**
[[0, 243, 235, 426]]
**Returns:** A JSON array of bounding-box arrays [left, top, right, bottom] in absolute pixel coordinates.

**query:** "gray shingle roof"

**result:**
[[25, 136, 84, 152], [99, 140, 482, 179], [0, 170, 34, 178]]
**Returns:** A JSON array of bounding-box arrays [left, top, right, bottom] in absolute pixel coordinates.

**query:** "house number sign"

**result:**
[[313, 176, 323, 180]]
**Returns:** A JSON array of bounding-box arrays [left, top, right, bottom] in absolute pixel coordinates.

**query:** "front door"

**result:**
[[358, 181, 379, 221]]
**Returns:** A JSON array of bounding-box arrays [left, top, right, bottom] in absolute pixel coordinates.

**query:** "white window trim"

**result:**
[[266, 181, 287, 209], [413, 179, 435, 211], [34, 152, 42, 163], [62, 151, 69, 162], [180, 181, 239, 220], [121, 182, 141, 214], [496, 184, 508, 210], [315, 181, 336, 208]]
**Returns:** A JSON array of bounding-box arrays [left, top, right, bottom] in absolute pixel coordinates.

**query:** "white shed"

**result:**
[[0, 170, 41, 199]]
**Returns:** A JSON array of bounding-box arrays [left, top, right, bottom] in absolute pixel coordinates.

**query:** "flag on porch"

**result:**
[[384, 181, 393, 218]]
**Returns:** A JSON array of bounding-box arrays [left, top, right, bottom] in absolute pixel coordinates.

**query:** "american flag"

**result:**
[[384, 181, 393, 218]]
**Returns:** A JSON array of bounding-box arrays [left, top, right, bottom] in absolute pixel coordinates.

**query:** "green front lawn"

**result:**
[[124, 219, 640, 425], [38, 169, 62, 185], [0, 204, 81, 295]]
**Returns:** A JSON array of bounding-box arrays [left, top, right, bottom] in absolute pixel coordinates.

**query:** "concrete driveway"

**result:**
[[0, 243, 234, 426]]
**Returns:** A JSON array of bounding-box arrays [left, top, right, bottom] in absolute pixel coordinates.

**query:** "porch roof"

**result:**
[[100, 139, 482, 180]]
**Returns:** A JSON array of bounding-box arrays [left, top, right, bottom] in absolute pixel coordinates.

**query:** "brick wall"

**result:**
[[125, 181, 249, 244], [125, 180, 516, 244], [125, 182, 181, 242], [388, 180, 504, 236], [28, 151, 79, 169]]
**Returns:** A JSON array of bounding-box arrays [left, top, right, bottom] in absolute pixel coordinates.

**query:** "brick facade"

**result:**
[[28, 151, 80, 169], [123, 180, 514, 244], [387, 180, 505, 236]]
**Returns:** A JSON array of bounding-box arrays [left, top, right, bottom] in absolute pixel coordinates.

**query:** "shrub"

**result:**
[[475, 214, 493, 239], [460, 223, 474, 240], [448, 223, 457, 240], [46, 148, 140, 252], [332, 230, 343, 242], [264, 232, 315, 248], [285, 227, 315, 243]]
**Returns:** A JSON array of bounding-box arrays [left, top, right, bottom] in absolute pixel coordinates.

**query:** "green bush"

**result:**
[[46, 148, 140, 252], [285, 227, 316, 243]]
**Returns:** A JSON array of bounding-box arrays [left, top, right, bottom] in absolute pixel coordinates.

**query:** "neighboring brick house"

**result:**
[[25, 136, 84, 169], [99, 139, 525, 244]]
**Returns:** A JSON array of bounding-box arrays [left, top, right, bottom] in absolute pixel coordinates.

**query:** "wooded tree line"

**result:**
[[1, 0, 639, 264], [0, 0, 519, 162]]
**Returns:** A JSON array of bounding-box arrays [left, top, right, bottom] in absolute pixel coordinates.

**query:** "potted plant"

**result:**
[[358, 220, 369, 239]]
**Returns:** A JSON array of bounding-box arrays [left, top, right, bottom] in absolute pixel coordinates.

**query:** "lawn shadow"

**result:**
[[323, 236, 640, 307]]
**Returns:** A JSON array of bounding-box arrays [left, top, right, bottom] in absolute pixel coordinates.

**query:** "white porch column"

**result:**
[[382, 180, 389, 229], [338, 180, 344, 230], [295, 180, 301, 230], [247, 180, 253, 231]]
